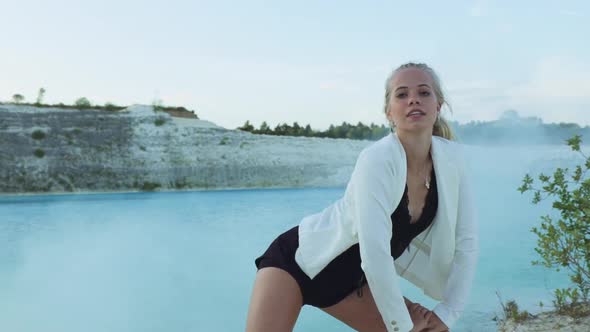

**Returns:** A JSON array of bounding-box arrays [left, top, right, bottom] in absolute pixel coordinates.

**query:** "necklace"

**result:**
[[424, 174, 431, 190], [420, 158, 432, 190]]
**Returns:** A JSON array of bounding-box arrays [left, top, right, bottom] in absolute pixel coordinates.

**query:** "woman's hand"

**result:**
[[408, 302, 432, 332], [423, 311, 449, 332]]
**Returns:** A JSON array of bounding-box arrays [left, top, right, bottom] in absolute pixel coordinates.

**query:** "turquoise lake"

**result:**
[[1, 144, 587, 332]]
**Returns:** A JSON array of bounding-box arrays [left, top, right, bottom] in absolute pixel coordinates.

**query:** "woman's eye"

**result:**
[[420, 91, 431, 96], [396, 93, 407, 98]]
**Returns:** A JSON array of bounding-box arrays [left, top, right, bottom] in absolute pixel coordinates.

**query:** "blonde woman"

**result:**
[[246, 62, 479, 332]]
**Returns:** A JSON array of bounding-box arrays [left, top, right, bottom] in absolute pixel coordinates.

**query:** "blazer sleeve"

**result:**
[[347, 150, 414, 332], [432, 149, 480, 328]]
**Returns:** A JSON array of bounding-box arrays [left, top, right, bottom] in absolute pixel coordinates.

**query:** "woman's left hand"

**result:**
[[422, 311, 449, 332]]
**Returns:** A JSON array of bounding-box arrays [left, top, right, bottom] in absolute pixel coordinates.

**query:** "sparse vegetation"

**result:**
[[31, 130, 46, 140], [33, 148, 45, 158], [152, 98, 164, 112], [74, 97, 91, 109], [219, 137, 230, 145], [154, 117, 166, 126], [140, 181, 161, 191], [12, 94, 24, 104], [238, 120, 390, 140], [36, 88, 46, 105], [495, 292, 532, 324], [104, 102, 124, 112], [518, 134, 590, 317], [503, 300, 532, 323]]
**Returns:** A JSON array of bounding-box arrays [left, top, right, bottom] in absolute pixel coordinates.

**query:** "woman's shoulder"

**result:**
[[352, 134, 402, 174], [433, 136, 470, 173], [433, 136, 466, 157], [360, 133, 402, 159]]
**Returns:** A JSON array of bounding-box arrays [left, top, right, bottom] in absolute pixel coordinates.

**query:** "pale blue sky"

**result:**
[[1, 0, 589, 129]]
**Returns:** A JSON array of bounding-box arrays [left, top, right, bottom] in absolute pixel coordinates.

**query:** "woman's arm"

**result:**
[[432, 157, 480, 328], [348, 150, 414, 332]]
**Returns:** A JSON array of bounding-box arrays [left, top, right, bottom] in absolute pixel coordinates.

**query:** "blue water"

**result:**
[[0, 145, 586, 332]]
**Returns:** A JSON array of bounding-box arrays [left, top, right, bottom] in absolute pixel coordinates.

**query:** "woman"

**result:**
[[246, 62, 479, 332]]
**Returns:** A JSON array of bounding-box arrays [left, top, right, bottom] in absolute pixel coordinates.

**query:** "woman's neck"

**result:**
[[396, 130, 432, 172]]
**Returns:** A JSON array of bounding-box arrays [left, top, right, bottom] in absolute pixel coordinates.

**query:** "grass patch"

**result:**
[[32, 130, 46, 140], [140, 181, 161, 191], [33, 148, 45, 158], [154, 118, 166, 126]]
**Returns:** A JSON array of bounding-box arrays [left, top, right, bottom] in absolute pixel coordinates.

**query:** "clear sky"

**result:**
[[1, 0, 589, 129]]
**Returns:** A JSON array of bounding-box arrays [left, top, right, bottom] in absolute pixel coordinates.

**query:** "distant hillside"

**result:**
[[237, 110, 590, 145]]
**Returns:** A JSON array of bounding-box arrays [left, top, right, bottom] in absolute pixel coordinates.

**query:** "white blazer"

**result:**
[[294, 132, 479, 332]]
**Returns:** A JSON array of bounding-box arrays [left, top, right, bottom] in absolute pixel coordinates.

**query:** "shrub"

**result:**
[[33, 148, 45, 158], [140, 181, 161, 191], [503, 300, 531, 323], [36, 88, 46, 105], [152, 98, 164, 112], [518, 134, 590, 315], [154, 118, 166, 126], [32, 130, 46, 140], [104, 102, 120, 112], [74, 97, 91, 108], [12, 94, 24, 104]]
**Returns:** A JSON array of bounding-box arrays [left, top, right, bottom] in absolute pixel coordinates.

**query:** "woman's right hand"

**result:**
[[408, 302, 432, 332]]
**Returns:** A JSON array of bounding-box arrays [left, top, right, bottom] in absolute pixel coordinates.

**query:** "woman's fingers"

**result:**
[[410, 303, 431, 319]]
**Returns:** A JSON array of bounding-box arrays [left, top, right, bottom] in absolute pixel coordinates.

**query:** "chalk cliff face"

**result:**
[[0, 105, 371, 194]]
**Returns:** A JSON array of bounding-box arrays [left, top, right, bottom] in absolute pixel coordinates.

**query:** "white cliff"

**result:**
[[0, 104, 371, 193]]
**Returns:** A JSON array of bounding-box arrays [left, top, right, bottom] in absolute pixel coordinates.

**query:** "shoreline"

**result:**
[[0, 183, 347, 199]]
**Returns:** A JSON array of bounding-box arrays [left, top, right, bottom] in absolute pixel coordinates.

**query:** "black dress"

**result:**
[[254, 167, 438, 308]]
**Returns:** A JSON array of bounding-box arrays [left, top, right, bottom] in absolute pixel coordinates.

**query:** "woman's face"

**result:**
[[386, 68, 440, 134]]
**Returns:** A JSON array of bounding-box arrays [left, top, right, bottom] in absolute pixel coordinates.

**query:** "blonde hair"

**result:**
[[384, 62, 455, 141]]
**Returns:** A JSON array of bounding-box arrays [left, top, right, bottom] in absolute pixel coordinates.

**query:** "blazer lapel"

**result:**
[[427, 138, 459, 273]]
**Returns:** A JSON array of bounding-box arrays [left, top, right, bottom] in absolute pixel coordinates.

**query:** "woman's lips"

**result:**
[[408, 113, 425, 120]]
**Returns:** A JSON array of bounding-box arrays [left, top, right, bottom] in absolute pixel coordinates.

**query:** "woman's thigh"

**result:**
[[246, 267, 304, 332], [320, 283, 387, 332]]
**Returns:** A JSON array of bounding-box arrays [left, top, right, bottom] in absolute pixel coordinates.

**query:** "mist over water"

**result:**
[[0, 142, 588, 332]]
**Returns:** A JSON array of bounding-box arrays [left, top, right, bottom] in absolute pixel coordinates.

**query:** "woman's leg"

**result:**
[[246, 267, 304, 332], [320, 283, 388, 332]]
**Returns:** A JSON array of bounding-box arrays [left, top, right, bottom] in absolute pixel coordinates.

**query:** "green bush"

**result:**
[[74, 97, 91, 109], [140, 181, 161, 191], [154, 118, 166, 126], [12, 94, 24, 104], [104, 102, 120, 112], [503, 300, 531, 323], [518, 134, 590, 316], [32, 130, 46, 140], [33, 148, 45, 158]]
